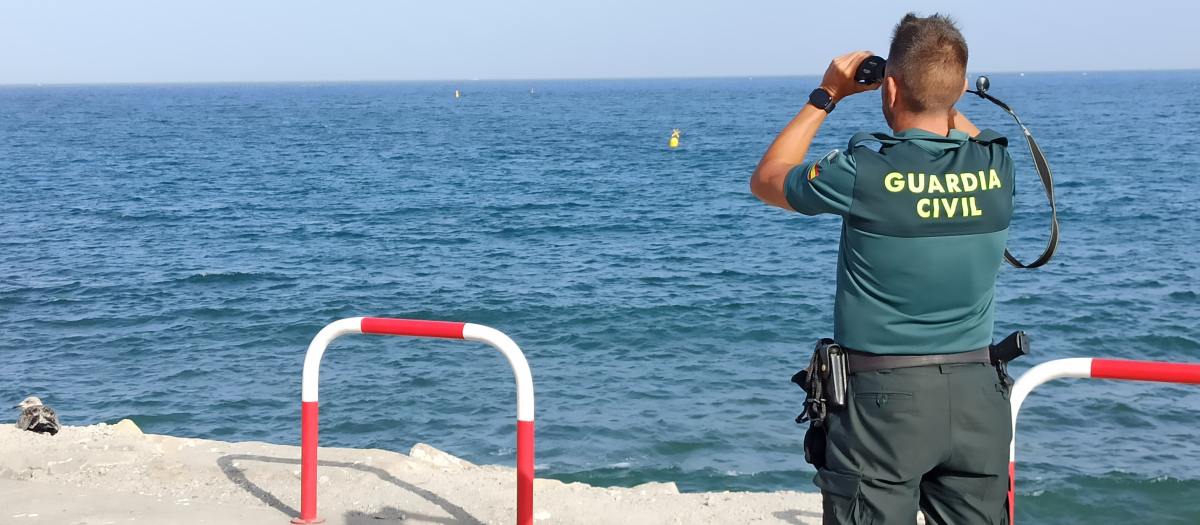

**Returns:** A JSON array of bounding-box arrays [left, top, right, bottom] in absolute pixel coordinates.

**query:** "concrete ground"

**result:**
[[0, 422, 823, 525]]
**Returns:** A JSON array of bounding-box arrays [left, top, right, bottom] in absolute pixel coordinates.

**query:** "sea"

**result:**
[[3, 71, 1200, 523]]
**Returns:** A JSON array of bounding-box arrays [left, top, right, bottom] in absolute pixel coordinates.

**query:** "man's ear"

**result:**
[[961, 76, 969, 97], [884, 76, 900, 109]]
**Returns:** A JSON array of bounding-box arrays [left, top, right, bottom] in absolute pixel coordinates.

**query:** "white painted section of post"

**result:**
[[1008, 358, 1093, 459], [463, 323, 535, 422], [301, 317, 365, 403]]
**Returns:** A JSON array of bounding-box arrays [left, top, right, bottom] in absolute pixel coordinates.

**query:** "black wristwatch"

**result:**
[[809, 88, 836, 113]]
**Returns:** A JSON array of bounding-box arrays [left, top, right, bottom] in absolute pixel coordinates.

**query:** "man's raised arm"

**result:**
[[750, 51, 880, 211], [949, 108, 981, 137]]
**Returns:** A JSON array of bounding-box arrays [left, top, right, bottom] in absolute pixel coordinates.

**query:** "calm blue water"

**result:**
[[3, 72, 1200, 523]]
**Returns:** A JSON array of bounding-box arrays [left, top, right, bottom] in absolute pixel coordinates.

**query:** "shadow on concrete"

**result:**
[[773, 508, 823, 525], [217, 454, 482, 525], [344, 506, 467, 524]]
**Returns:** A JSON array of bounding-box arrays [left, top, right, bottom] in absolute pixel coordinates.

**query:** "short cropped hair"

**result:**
[[887, 13, 968, 114]]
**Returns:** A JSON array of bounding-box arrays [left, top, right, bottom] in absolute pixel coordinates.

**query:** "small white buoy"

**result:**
[[455, 90, 460, 98]]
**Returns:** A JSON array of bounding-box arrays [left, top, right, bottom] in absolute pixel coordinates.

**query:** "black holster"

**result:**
[[792, 338, 849, 467], [989, 331, 1030, 392]]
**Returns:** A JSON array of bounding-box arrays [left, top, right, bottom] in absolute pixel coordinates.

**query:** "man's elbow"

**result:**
[[749, 174, 769, 203], [750, 166, 794, 210], [750, 167, 781, 201]]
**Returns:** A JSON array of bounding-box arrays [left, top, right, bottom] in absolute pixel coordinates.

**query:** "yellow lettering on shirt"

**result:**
[[942, 198, 959, 217], [945, 173, 962, 193], [890, 168, 996, 218], [928, 175, 946, 193], [908, 173, 925, 193], [988, 169, 1002, 190], [961, 172, 979, 192]]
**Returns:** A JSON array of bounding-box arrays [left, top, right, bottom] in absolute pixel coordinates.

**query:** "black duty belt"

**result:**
[[846, 347, 991, 374]]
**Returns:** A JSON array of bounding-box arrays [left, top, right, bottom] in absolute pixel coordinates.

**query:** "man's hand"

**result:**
[[750, 51, 880, 210], [820, 51, 883, 102]]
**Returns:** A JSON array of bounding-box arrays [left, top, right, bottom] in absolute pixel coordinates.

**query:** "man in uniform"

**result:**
[[750, 14, 1014, 525]]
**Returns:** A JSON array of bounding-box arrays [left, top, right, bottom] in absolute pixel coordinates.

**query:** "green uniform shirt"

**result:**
[[784, 129, 1015, 355]]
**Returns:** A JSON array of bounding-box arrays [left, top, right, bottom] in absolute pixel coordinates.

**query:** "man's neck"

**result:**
[[888, 111, 951, 137]]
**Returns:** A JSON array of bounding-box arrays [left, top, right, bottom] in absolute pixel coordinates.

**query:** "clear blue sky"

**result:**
[[2, 0, 1197, 84]]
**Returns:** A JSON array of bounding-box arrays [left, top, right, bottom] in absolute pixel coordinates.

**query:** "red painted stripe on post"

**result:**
[[294, 401, 324, 524], [1008, 461, 1015, 525], [517, 420, 535, 525], [1091, 359, 1200, 385], [361, 318, 465, 339]]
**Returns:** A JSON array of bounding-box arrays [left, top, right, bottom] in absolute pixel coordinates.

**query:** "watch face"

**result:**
[[809, 88, 832, 111]]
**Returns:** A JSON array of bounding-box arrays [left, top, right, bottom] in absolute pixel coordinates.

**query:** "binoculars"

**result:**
[[856, 56, 887, 84]]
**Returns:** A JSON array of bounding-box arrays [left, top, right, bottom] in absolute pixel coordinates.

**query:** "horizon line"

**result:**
[[2, 67, 1198, 88]]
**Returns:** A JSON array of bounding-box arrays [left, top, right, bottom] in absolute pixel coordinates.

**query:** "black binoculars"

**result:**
[[856, 56, 887, 84]]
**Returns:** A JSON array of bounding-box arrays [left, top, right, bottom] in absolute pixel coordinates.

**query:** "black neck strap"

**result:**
[[968, 89, 1059, 269]]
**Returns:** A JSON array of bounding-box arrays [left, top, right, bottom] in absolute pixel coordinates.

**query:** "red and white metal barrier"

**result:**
[[293, 317, 535, 525], [1008, 357, 1200, 523]]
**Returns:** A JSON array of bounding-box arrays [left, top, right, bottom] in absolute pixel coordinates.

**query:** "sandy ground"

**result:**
[[0, 421, 823, 525]]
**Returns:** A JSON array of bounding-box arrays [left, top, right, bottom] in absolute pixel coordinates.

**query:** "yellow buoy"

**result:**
[[455, 90, 460, 98], [669, 129, 680, 148]]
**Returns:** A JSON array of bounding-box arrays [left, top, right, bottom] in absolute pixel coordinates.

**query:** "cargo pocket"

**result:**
[[814, 468, 873, 524]]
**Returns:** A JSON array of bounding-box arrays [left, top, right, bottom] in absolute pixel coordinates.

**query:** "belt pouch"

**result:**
[[819, 341, 848, 410], [792, 339, 849, 467]]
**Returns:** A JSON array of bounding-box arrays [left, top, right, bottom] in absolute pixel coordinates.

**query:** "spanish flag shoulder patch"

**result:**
[[809, 150, 839, 180]]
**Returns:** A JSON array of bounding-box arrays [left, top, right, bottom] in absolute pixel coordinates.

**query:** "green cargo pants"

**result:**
[[814, 362, 1012, 525]]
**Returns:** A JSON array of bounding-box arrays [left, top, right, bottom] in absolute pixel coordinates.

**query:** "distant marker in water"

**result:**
[[455, 90, 460, 98], [531, 88, 535, 94], [669, 129, 681, 148]]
